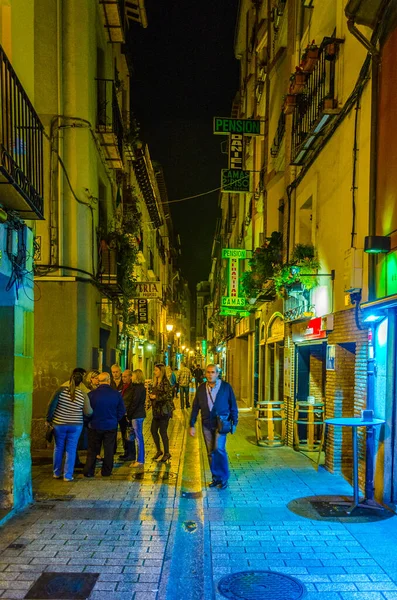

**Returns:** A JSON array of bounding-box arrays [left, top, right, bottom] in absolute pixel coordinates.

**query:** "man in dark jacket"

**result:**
[[189, 364, 238, 489], [84, 372, 126, 478]]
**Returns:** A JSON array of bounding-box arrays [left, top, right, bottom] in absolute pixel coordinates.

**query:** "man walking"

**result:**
[[189, 364, 238, 489], [193, 364, 204, 390], [177, 362, 192, 409], [84, 372, 126, 478]]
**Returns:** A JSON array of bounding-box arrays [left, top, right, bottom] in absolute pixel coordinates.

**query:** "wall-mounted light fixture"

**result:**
[[364, 235, 391, 254], [166, 323, 174, 332]]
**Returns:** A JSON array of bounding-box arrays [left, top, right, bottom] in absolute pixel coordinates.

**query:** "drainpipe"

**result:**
[[347, 18, 380, 504]]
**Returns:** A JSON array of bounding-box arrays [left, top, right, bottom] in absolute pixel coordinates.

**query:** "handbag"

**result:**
[[216, 415, 233, 434], [45, 424, 54, 443]]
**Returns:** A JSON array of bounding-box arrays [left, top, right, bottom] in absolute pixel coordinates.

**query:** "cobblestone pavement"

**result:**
[[0, 403, 397, 599]]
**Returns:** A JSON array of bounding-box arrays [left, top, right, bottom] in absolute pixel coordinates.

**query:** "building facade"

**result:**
[[207, 0, 397, 502]]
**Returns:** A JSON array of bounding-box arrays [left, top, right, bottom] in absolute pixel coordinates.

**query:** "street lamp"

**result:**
[[176, 331, 181, 339], [166, 323, 174, 332]]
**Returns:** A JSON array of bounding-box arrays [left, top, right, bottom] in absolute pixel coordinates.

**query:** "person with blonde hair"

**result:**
[[124, 369, 147, 466], [46, 370, 93, 481], [149, 363, 174, 462], [86, 370, 100, 391]]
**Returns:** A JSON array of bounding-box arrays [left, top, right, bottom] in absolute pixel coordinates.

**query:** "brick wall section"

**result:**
[[326, 308, 368, 489], [284, 325, 295, 447], [309, 346, 324, 402]]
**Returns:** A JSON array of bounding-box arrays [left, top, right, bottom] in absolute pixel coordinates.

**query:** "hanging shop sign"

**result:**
[[131, 281, 162, 298], [221, 169, 251, 194], [229, 133, 244, 169], [213, 117, 262, 136], [220, 308, 251, 317], [222, 248, 247, 259], [137, 299, 148, 324], [221, 248, 247, 311], [292, 316, 327, 342]]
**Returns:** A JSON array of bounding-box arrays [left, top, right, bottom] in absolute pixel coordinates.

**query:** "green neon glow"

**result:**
[[221, 296, 246, 307], [222, 248, 247, 259]]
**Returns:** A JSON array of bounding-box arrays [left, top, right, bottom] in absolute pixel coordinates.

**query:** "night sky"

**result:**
[[129, 1, 239, 291]]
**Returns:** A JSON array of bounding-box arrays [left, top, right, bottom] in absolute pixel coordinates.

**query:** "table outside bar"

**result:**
[[324, 417, 385, 513]]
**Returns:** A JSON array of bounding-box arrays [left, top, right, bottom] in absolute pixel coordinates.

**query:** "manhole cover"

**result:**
[[218, 571, 306, 600], [181, 491, 202, 499], [7, 543, 26, 550], [24, 572, 99, 599], [287, 495, 395, 523]]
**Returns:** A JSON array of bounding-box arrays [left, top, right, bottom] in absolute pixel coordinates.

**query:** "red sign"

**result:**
[[304, 317, 326, 340]]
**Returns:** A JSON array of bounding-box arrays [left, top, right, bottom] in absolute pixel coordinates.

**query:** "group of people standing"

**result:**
[[46, 361, 238, 491], [46, 363, 174, 481]]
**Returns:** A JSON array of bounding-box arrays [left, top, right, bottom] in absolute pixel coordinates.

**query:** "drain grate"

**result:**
[[24, 572, 99, 599], [218, 571, 306, 600]]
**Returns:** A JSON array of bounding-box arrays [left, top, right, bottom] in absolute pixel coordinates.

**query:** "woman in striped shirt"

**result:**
[[47, 371, 93, 481]]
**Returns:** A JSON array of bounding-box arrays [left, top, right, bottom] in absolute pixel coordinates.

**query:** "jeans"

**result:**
[[151, 417, 170, 454], [84, 428, 117, 477], [53, 424, 83, 480], [130, 418, 145, 463], [180, 386, 190, 409], [202, 425, 229, 483]]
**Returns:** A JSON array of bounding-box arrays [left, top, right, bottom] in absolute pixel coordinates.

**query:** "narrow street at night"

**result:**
[[0, 407, 396, 599]]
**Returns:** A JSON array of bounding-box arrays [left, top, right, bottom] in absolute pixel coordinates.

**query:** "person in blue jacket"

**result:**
[[83, 372, 126, 478], [189, 364, 238, 489]]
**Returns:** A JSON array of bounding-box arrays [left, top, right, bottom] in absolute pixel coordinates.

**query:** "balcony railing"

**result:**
[[96, 78, 124, 169], [0, 46, 44, 219], [99, 0, 126, 43], [270, 111, 286, 158], [291, 38, 342, 165]]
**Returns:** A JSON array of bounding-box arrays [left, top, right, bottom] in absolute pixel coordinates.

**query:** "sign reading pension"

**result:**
[[222, 248, 247, 259], [132, 281, 162, 298], [221, 169, 250, 194], [213, 117, 262, 136]]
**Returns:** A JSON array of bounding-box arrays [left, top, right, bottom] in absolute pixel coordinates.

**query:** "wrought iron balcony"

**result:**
[[0, 46, 44, 219], [99, 0, 126, 43], [291, 38, 342, 165], [96, 78, 124, 169]]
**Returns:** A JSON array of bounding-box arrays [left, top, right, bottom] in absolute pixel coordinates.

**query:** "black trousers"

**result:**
[[84, 428, 117, 476], [114, 415, 129, 454], [151, 417, 170, 454]]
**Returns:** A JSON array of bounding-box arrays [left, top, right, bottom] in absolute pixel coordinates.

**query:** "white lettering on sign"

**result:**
[[132, 282, 162, 299]]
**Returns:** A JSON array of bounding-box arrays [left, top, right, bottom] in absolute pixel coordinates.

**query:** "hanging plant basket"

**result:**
[[301, 46, 320, 73], [289, 72, 306, 95]]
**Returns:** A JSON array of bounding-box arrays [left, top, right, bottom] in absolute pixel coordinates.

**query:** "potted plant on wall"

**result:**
[[301, 40, 320, 72], [282, 94, 297, 115], [289, 67, 306, 94], [273, 243, 320, 297]]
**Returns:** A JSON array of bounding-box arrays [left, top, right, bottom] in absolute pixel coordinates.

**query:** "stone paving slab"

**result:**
[[0, 408, 397, 599]]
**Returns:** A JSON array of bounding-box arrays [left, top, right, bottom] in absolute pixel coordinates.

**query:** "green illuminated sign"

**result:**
[[221, 169, 250, 194], [222, 248, 247, 259], [201, 339, 207, 355], [220, 308, 250, 317], [221, 296, 246, 308], [213, 117, 261, 136]]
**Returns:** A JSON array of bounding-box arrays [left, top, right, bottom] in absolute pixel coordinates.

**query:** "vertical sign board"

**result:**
[[229, 133, 244, 169], [221, 248, 248, 310], [137, 299, 148, 324]]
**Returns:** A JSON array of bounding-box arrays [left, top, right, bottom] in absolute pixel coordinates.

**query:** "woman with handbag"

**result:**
[[46, 371, 93, 481], [149, 363, 174, 462], [189, 364, 238, 489]]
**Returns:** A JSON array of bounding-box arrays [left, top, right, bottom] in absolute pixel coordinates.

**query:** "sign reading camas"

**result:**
[[132, 281, 162, 299]]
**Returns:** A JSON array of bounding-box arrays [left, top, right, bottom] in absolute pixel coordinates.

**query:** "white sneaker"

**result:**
[[53, 474, 62, 479], [63, 477, 74, 482]]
